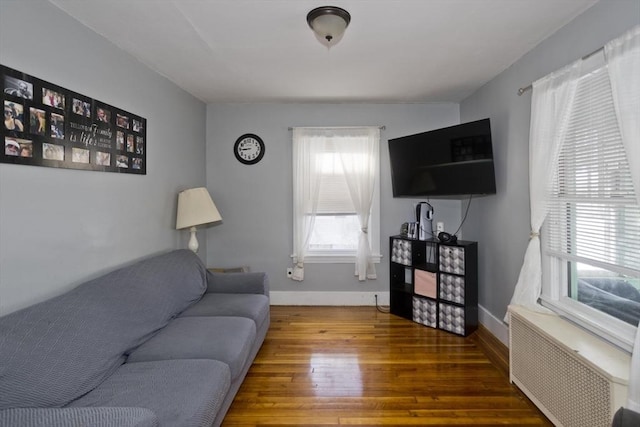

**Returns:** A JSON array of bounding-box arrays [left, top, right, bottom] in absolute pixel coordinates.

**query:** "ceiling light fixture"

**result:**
[[306, 6, 351, 48]]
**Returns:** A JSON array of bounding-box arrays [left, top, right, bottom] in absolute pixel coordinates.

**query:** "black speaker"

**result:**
[[438, 231, 457, 244]]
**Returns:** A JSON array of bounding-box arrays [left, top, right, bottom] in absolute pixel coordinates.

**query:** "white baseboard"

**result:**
[[269, 291, 509, 347], [270, 291, 389, 306], [478, 304, 509, 347]]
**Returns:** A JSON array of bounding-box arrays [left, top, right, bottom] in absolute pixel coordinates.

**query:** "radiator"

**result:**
[[509, 306, 630, 427]]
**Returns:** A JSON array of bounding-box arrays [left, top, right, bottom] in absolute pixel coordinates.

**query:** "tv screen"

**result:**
[[388, 118, 496, 198]]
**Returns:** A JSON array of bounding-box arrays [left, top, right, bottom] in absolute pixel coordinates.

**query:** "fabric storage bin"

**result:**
[[413, 296, 437, 328], [439, 274, 465, 304]]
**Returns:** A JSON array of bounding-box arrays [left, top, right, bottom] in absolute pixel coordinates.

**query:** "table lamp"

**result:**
[[176, 187, 222, 253]]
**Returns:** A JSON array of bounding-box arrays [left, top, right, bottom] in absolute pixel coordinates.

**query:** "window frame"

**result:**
[[539, 54, 639, 353], [541, 252, 638, 352]]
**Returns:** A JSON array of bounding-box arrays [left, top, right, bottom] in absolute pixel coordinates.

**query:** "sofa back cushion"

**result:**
[[0, 249, 207, 409]]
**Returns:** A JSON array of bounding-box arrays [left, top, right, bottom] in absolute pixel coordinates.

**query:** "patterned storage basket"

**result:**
[[391, 239, 412, 266], [438, 303, 465, 335], [439, 274, 465, 304], [413, 296, 437, 328], [439, 246, 465, 275]]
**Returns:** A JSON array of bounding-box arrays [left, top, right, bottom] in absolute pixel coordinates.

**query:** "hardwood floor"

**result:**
[[223, 306, 552, 426]]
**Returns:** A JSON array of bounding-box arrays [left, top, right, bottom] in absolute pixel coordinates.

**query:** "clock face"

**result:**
[[234, 134, 265, 165]]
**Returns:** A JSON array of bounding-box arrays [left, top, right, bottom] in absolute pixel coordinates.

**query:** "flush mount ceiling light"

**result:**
[[306, 6, 351, 48]]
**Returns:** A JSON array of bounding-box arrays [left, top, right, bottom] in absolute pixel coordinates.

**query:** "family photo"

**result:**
[[1, 64, 146, 174]]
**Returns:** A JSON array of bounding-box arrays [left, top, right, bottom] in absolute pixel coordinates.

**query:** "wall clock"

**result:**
[[234, 134, 265, 165]]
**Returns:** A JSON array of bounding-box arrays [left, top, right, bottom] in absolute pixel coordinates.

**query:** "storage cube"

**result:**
[[439, 246, 465, 275], [414, 269, 437, 299], [413, 296, 437, 328], [391, 239, 412, 266], [439, 303, 466, 336], [439, 274, 465, 304], [390, 236, 477, 336]]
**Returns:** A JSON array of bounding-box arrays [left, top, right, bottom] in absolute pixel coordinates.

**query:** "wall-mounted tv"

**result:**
[[388, 118, 496, 198]]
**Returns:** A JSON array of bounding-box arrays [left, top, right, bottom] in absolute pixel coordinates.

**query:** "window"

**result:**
[[292, 127, 380, 273], [308, 151, 363, 254], [541, 56, 640, 349]]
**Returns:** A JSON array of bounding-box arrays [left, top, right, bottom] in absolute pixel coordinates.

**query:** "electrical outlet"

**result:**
[[436, 221, 445, 232], [286, 268, 293, 278]]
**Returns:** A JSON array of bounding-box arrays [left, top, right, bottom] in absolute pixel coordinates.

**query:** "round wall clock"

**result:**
[[234, 133, 265, 165]]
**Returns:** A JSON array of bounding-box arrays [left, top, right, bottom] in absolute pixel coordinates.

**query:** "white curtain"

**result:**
[[505, 60, 581, 321], [291, 129, 323, 281], [335, 128, 380, 280], [605, 24, 640, 413]]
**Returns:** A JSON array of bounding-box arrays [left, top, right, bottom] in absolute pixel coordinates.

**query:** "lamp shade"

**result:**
[[176, 187, 222, 230]]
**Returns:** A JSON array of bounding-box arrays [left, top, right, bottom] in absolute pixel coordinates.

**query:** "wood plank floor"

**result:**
[[223, 306, 552, 426]]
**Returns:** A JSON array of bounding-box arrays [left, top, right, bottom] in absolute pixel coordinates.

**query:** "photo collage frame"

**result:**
[[1, 64, 146, 174]]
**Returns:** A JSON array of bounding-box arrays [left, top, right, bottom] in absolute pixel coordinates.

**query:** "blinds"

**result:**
[[314, 152, 356, 214], [546, 66, 640, 274]]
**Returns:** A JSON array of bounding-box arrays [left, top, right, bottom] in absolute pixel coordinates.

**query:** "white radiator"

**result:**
[[509, 306, 630, 427]]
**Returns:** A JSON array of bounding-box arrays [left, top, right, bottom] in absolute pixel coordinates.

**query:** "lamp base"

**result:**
[[188, 226, 199, 253]]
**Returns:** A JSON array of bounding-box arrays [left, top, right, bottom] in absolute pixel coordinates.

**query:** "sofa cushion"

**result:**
[[0, 249, 207, 409], [179, 293, 269, 329], [67, 359, 229, 427], [126, 317, 256, 380]]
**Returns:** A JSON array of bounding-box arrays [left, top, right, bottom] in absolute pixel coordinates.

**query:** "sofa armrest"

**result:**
[[0, 407, 158, 427], [612, 407, 640, 427], [206, 271, 269, 296]]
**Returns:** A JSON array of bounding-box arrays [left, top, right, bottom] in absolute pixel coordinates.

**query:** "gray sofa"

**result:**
[[0, 249, 270, 427]]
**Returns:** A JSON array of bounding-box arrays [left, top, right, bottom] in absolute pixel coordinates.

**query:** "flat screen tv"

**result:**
[[388, 118, 496, 198]]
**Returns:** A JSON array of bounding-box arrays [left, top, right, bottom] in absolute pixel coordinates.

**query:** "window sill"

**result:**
[[291, 253, 382, 264], [539, 295, 636, 354]]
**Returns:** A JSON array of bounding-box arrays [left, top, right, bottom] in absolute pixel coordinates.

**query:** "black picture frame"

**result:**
[[1, 64, 146, 175]]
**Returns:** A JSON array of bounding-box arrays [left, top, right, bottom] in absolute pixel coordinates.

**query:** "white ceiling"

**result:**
[[48, 0, 598, 104]]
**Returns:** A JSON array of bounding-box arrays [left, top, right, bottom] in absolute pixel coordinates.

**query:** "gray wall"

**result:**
[[205, 103, 462, 295], [0, 0, 207, 315], [460, 0, 640, 321]]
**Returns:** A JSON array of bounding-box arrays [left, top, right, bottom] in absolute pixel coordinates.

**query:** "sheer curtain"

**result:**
[[292, 127, 379, 281], [335, 127, 380, 280], [605, 24, 640, 413], [505, 60, 581, 321], [292, 129, 323, 281]]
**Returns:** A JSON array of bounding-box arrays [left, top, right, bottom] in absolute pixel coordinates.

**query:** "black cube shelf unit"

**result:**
[[389, 235, 478, 336]]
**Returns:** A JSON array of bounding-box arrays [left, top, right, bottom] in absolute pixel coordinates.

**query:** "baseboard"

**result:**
[[270, 291, 389, 306], [478, 304, 509, 347], [473, 306, 510, 379]]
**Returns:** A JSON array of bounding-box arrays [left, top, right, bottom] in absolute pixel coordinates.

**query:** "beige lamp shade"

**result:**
[[176, 187, 222, 253], [176, 187, 222, 229]]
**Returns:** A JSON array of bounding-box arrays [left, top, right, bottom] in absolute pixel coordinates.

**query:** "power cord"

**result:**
[[452, 194, 473, 237], [374, 294, 390, 313]]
